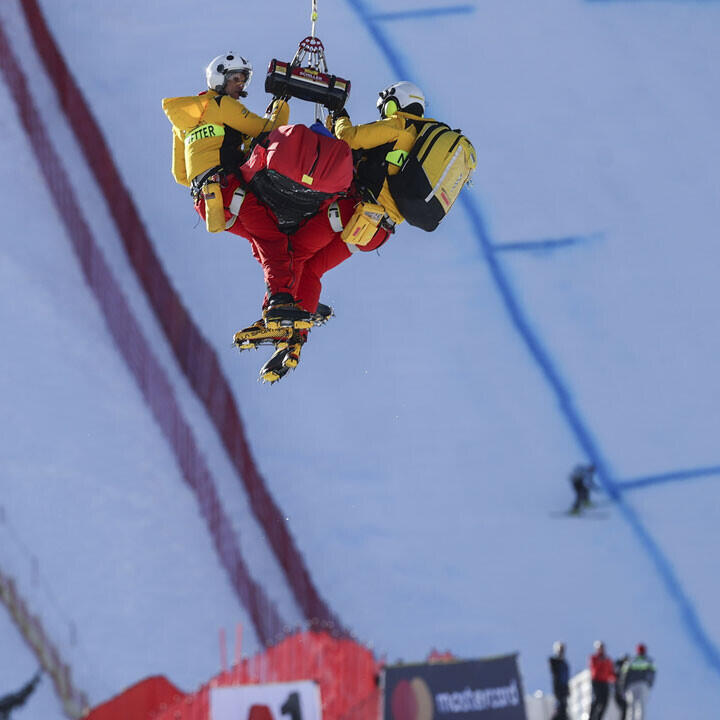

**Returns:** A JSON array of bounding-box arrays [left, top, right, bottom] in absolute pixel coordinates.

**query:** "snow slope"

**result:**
[[2, 0, 720, 718]]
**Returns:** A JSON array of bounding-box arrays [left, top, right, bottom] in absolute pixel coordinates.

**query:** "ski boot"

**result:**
[[259, 331, 306, 384], [233, 319, 294, 351], [311, 302, 334, 326], [263, 293, 314, 330]]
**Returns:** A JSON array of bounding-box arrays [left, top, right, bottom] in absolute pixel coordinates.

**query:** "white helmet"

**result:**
[[377, 81, 425, 118], [205, 52, 253, 96]]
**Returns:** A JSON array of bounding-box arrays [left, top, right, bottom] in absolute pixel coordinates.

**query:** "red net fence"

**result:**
[[0, 11, 284, 649], [18, 0, 342, 636], [84, 631, 381, 720], [153, 631, 381, 720], [2, 6, 377, 720]]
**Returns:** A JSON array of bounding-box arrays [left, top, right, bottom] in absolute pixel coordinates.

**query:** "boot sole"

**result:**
[[233, 326, 293, 349], [264, 318, 314, 331], [259, 342, 303, 383]]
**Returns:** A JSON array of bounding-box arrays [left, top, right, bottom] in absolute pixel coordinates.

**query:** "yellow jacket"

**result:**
[[335, 111, 427, 225], [161, 90, 289, 187]]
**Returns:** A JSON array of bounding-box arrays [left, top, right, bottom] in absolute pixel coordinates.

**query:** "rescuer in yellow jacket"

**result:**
[[162, 52, 289, 232], [333, 80, 429, 228]]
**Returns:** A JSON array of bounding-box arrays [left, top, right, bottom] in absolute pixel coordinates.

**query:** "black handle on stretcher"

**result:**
[[265, 59, 351, 112]]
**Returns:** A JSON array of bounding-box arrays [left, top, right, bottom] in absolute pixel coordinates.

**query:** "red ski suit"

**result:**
[[195, 175, 389, 312]]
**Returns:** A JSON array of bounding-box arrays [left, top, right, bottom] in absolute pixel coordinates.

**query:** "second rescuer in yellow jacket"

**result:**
[[333, 80, 429, 228], [162, 52, 289, 232]]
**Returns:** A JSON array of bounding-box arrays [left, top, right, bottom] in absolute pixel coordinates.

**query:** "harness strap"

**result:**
[[327, 201, 344, 233], [328, 200, 361, 252], [225, 186, 247, 230], [191, 165, 224, 199]]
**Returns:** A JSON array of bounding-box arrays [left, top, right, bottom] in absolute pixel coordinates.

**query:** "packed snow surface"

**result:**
[[1, 0, 720, 718]]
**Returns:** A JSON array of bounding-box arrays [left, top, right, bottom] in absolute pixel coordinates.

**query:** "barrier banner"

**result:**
[[211, 680, 322, 720], [383, 655, 526, 720]]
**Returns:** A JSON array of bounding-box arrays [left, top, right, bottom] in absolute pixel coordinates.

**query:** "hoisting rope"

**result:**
[[310, 0, 321, 120], [264, 0, 349, 124]]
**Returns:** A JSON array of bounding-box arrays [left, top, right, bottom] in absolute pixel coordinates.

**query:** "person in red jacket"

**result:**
[[589, 641, 616, 720]]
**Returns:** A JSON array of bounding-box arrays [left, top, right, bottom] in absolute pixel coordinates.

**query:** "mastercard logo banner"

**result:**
[[391, 677, 435, 720], [383, 655, 526, 720]]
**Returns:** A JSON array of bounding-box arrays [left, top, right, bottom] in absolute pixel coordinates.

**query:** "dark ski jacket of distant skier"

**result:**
[[0, 672, 41, 720]]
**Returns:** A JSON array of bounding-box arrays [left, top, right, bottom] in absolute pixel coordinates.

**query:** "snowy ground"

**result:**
[[2, 0, 720, 718]]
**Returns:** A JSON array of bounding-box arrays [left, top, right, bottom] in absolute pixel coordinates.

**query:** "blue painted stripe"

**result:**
[[343, 0, 720, 676], [344, 0, 413, 78], [493, 233, 602, 253], [371, 5, 475, 22], [619, 465, 720, 491]]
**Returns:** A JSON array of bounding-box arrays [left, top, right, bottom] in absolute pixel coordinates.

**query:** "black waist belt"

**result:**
[[191, 165, 224, 198]]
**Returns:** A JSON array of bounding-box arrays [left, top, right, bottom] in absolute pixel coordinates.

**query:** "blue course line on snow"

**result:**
[[463, 186, 720, 677], [344, 0, 413, 78], [343, 0, 720, 677], [618, 465, 720, 492], [493, 234, 601, 254], [370, 5, 475, 22]]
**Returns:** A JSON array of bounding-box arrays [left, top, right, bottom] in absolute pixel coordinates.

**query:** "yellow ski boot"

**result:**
[[259, 332, 307, 384], [233, 320, 293, 351], [262, 293, 314, 331]]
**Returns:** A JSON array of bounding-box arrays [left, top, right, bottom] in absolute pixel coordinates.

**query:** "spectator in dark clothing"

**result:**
[[614, 654, 629, 720], [570, 463, 596, 514], [0, 671, 41, 720], [589, 641, 615, 720], [621, 644, 656, 720], [548, 641, 570, 720]]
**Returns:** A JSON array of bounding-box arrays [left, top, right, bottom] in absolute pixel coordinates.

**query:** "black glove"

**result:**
[[265, 96, 290, 115], [328, 108, 349, 135]]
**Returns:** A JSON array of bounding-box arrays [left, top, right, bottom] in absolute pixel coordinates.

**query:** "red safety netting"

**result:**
[[0, 0, 285, 651], [19, 0, 342, 636], [85, 676, 184, 720], [151, 631, 381, 720]]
